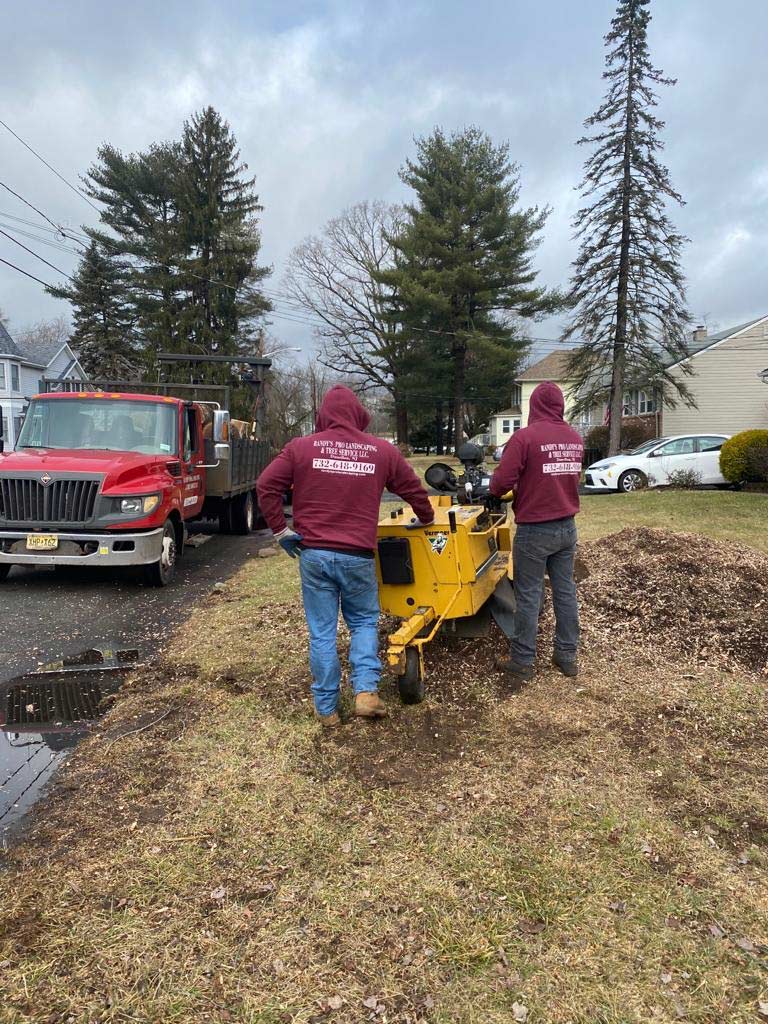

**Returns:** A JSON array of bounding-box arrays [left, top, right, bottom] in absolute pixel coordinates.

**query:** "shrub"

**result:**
[[745, 445, 768, 483], [666, 468, 702, 490], [719, 429, 768, 483], [585, 416, 657, 458]]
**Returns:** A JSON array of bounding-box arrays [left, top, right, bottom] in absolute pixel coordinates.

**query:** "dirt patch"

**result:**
[[312, 703, 489, 788]]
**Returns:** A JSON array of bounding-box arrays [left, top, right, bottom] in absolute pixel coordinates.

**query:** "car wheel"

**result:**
[[618, 469, 647, 493]]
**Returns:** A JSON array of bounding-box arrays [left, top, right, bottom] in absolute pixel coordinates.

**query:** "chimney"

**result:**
[[693, 324, 708, 343]]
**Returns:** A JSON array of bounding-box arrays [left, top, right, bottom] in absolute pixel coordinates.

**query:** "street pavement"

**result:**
[[0, 527, 273, 685]]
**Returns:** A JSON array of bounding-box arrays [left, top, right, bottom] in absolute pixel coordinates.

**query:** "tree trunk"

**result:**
[[608, 22, 635, 457], [435, 403, 444, 455], [452, 343, 466, 453], [394, 392, 409, 446]]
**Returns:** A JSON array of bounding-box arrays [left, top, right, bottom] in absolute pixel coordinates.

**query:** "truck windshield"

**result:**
[[17, 399, 178, 456]]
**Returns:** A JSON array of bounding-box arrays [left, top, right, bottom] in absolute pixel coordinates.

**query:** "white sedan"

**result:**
[[585, 434, 730, 492]]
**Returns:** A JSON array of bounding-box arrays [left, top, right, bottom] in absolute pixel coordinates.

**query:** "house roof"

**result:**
[[490, 408, 521, 418], [682, 316, 767, 357], [18, 335, 63, 365], [516, 351, 573, 382], [0, 322, 24, 358]]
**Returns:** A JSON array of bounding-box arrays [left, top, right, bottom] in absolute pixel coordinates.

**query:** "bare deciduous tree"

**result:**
[[284, 201, 412, 443]]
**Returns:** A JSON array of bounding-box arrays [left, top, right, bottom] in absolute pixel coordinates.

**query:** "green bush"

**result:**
[[719, 429, 768, 483], [585, 416, 657, 458]]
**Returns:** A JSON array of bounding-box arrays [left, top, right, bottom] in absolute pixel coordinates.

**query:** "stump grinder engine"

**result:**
[[375, 443, 515, 704]]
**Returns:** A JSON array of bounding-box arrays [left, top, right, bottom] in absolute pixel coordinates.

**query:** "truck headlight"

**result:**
[[120, 495, 160, 515]]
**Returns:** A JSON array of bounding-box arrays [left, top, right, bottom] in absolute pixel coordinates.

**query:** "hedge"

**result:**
[[719, 429, 768, 483], [585, 416, 657, 458]]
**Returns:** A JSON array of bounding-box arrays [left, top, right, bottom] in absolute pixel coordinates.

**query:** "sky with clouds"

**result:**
[[1, 0, 766, 356]]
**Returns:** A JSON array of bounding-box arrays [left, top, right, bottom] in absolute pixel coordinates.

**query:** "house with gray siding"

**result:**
[[662, 316, 768, 435], [0, 323, 86, 450]]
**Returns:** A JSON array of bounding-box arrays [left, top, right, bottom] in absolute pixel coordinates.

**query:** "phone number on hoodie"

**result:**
[[312, 458, 376, 474]]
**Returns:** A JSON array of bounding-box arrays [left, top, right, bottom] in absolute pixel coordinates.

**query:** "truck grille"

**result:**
[[0, 476, 100, 524]]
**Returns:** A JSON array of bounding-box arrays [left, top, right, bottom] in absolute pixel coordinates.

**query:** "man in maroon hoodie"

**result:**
[[490, 381, 584, 683], [257, 386, 434, 726]]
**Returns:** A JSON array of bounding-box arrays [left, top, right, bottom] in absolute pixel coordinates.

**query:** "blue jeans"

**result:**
[[510, 518, 580, 667], [298, 548, 382, 716]]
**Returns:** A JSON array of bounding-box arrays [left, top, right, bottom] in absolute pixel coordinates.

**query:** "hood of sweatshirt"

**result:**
[[315, 385, 371, 432], [527, 381, 566, 424]]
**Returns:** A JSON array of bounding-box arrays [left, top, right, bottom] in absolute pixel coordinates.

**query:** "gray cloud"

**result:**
[[1, 0, 766, 352]]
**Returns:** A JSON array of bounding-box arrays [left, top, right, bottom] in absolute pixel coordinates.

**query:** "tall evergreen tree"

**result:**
[[84, 142, 186, 363], [176, 107, 271, 369], [380, 127, 560, 448], [563, 0, 693, 455], [76, 108, 271, 379], [50, 242, 138, 377]]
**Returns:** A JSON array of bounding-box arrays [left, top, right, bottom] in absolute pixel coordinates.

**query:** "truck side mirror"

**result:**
[[213, 410, 230, 443]]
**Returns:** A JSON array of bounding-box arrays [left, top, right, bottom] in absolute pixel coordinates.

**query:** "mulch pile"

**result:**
[[421, 526, 768, 684], [577, 527, 768, 675]]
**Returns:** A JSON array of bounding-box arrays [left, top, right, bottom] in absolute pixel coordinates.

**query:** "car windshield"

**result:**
[[628, 437, 668, 455], [17, 398, 178, 455]]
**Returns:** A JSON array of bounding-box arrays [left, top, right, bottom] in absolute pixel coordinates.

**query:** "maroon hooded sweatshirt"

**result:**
[[490, 381, 584, 523], [257, 385, 434, 554]]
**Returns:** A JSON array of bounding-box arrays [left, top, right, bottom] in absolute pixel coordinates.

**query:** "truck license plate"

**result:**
[[26, 534, 59, 550]]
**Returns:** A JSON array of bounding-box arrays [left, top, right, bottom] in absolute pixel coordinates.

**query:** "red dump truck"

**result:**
[[0, 362, 271, 586]]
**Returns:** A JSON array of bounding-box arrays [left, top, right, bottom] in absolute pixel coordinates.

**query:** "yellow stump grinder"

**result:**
[[376, 443, 515, 704]]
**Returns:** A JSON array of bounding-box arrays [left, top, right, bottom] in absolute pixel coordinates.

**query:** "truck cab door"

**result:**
[[181, 406, 205, 516]]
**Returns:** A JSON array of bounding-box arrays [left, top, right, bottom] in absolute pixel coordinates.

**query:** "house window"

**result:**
[[512, 418, 521, 432], [511, 384, 522, 407], [0, 363, 5, 389], [502, 419, 511, 434], [623, 388, 656, 415], [1, 416, 8, 443], [11, 364, 19, 391]]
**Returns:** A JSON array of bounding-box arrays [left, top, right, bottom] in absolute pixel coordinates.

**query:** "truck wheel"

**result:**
[[0, 564, 10, 582], [144, 519, 178, 587], [397, 648, 425, 705], [230, 491, 254, 535]]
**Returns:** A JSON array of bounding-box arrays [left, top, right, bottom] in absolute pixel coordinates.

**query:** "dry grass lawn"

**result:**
[[0, 492, 767, 1023]]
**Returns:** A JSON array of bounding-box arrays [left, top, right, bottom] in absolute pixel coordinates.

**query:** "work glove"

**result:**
[[405, 518, 434, 530], [274, 527, 303, 558]]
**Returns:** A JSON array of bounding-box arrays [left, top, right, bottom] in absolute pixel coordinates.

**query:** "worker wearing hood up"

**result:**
[[257, 385, 434, 726], [490, 381, 584, 683]]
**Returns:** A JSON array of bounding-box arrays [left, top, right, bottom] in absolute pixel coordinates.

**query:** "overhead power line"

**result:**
[[0, 226, 71, 278], [0, 118, 101, 213], [0, 256, 55, 288]]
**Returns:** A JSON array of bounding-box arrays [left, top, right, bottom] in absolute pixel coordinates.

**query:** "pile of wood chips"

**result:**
[[422, 526, 768, 688], [577, 527, 768, 674]]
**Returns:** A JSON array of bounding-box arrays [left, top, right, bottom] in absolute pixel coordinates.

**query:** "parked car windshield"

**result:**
[[629, 438, 668, 455], [17, 398, 178, 455]]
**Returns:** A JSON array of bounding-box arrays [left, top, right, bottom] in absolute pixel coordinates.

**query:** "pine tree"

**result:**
[[176, 107, 271, 374], [380, 127, 560, 448], [563, 0, 693, 455], [84, 141, 186, 363], [49, 242, 138, 377], [80, 108, 271, 379]]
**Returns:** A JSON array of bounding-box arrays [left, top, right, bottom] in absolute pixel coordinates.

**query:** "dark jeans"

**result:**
[[510, 517, 579, 667]]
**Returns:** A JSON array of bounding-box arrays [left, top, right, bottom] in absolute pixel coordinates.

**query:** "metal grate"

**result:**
[[0, 476, 99, 525], [5, 679, 103, 725]]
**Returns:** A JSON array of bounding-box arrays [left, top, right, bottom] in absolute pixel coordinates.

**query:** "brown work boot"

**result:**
[[354, 692, 388, 718], [316, 710, 341, 728]]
